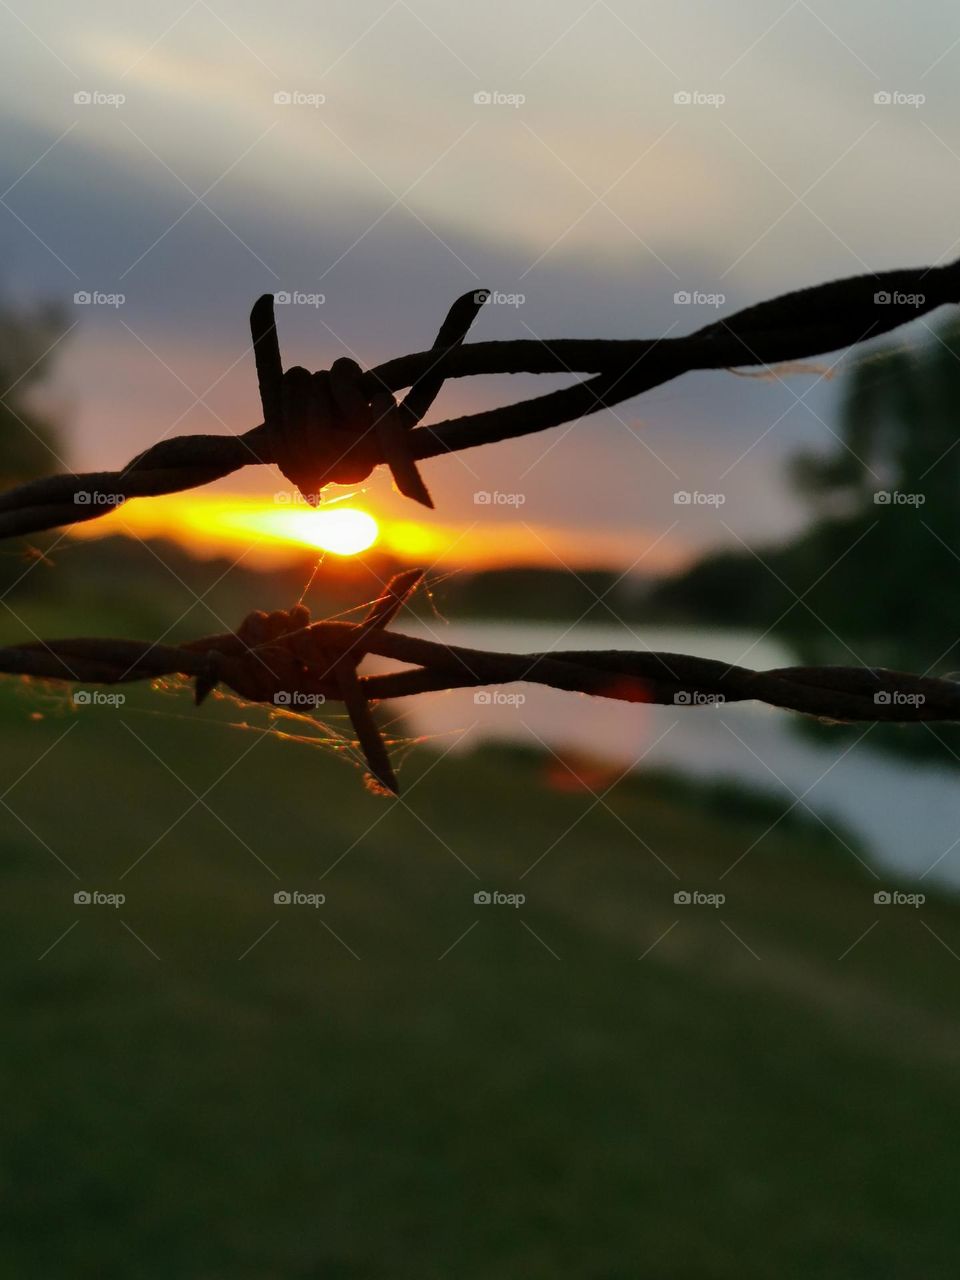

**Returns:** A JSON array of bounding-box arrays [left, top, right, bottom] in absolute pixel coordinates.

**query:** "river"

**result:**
[[374, 619, 960, 891]]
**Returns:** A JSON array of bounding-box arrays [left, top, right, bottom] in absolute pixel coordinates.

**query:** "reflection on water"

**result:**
[[373, 619, 960, 891]]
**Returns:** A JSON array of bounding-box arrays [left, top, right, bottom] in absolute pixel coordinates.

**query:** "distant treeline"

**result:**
[[650, 314, 960, 765], [651, 315, 960, 675]]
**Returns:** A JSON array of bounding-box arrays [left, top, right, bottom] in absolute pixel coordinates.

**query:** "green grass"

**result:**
[[1, 679, 959, 1278]]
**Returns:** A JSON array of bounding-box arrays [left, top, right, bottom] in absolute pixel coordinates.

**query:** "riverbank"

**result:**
[[2, 685, 959, 1277]]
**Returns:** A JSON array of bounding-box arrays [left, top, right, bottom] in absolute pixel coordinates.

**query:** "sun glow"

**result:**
[[66, 492, 684, 574], [221, 506, 380, 556]]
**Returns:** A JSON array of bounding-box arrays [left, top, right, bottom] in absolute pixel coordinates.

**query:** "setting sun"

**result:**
[[66, 492, 683, 572], [175, 502, 382, 557], [281, 507, 380, 556], [252, 506, 380, 556]]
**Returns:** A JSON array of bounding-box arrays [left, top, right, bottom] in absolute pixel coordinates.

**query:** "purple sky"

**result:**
[[3, 0, 960, 567]]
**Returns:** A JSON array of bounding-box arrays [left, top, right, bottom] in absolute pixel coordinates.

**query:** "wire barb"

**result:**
[[4, 572, 960, 795], [1, 260, 958, 539], [3, 261, 960, 795], [246, 288, 491, 509]]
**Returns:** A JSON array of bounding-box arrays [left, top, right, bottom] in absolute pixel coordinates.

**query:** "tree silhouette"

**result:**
[[788, 318, 960, 672], [0, 299, 66, 490]]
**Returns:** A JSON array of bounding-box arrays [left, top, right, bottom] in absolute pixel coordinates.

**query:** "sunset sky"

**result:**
[[3, 0, 960, 571]]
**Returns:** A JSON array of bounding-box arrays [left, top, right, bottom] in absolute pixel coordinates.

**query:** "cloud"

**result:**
[[2, 0, 958, 559]]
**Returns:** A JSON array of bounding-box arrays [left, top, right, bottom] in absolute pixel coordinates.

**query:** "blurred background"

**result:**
[[3, 2, 960, 1275]]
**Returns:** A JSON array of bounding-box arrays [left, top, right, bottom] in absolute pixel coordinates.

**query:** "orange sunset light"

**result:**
[[67, 493, 451, 565], [66, 492, 684, 574], [215, 505, 380, 556]]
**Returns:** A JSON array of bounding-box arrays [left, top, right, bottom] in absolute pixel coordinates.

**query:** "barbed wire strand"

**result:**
[[0, 260, 957, 539], [5, 264, 960, 792], [5, 571, 960, 795]]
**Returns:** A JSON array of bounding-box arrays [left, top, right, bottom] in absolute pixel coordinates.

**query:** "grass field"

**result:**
[[1, 665, 960, 1278]]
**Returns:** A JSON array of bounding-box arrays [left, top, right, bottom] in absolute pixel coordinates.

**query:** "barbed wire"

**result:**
[[7, 571, 960, 795], [5, 261, 960, 793], [0, 259, 958, 538]]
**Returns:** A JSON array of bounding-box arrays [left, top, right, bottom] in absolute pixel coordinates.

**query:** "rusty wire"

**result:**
[[6, 571, 960, 795], [4, 260, 960, 792], [0, 259, 958, 538]]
